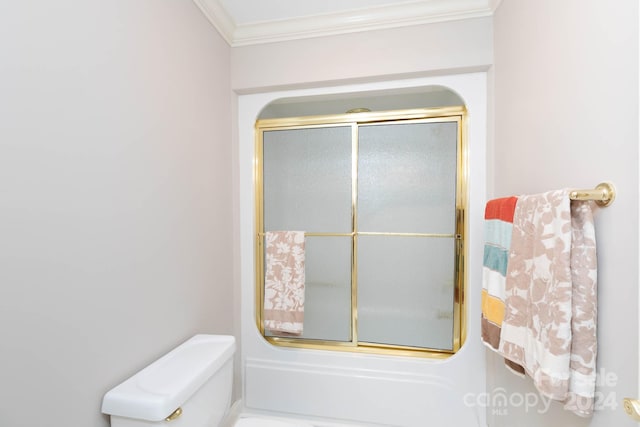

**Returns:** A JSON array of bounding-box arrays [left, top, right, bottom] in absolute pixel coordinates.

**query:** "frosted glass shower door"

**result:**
[[262, 126, 353, 341], [263, 127, 353, 233], [357, 121, 459, 350], [257, 107, 467, 356]]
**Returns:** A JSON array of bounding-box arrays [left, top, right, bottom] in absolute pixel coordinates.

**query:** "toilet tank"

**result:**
[[102, 335, 235, 427]]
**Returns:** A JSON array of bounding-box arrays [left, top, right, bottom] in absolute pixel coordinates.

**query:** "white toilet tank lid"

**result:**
[[101, 334, 235, 422]]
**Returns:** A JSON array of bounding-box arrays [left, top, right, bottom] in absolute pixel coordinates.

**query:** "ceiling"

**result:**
[[192, 0, 501, 46]]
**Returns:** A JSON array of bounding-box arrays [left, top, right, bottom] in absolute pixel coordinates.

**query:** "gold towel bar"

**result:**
[[569, 182, 616, 207]]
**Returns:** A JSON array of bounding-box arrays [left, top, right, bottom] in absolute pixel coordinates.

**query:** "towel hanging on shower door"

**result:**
[[263, 231, 306, 336]]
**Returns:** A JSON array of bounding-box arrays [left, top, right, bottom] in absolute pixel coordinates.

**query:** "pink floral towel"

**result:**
[[263, 231, 306, 336], [498, 190, 597, 417]]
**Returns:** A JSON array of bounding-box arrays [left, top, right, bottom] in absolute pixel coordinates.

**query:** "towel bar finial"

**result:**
[[569, 182, 616, 207]]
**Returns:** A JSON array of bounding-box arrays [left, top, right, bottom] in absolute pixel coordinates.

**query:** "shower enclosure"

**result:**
[[255, 106, 467, 357]]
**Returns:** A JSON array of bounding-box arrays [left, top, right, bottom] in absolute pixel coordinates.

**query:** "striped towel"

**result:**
[[481, 197, 525, 375]]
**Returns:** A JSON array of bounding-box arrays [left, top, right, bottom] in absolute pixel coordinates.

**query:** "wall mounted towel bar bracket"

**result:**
[[569, 182, 616, 207]]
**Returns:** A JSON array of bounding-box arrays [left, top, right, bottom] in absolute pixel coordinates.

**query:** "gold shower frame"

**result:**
[[254, 106, 468, 358]]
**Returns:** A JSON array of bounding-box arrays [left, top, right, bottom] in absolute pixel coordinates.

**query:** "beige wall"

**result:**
[[491, 0, 638, 426], [230, 17, 493, 92], [0, 2, 233, 426]]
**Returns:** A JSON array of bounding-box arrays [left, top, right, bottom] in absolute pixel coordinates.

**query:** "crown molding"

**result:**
[[192, 0, 235, 45], [194, 0, 496, 47]]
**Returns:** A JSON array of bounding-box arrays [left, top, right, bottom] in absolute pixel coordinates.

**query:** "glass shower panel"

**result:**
[[263, 126, 352, 233], [357, 235, 455, 350], [265, 236, 352, 342], [358, 122, 458, 234]]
